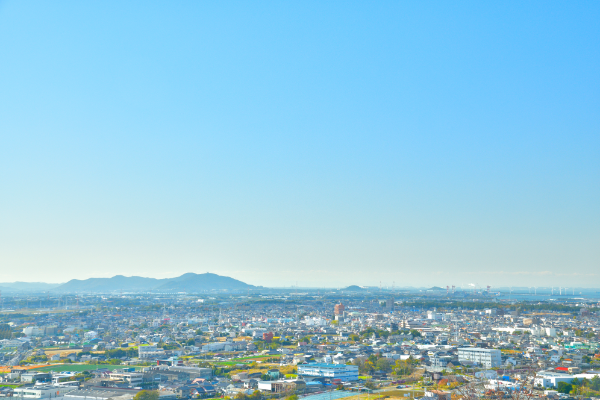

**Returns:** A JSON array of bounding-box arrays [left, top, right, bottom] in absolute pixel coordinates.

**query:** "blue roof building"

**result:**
[[298, 363, 359, 382]]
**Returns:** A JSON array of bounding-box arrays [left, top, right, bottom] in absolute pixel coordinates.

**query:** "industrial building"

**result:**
[[13, 386, 77, 399], [298, 363, 359, 382], [534, 371, 600, 388]]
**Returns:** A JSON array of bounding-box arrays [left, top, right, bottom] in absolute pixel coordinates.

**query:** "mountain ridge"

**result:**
[[0, 282, 63, 292], [54, 273, 255, 293]]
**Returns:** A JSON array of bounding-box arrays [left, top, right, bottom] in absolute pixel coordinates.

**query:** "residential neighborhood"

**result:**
[[1, 289, 599, 400]]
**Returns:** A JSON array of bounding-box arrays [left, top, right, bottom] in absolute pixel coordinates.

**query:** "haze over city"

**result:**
[[2, 4, 600, 400], [1, 2, 599, 288]]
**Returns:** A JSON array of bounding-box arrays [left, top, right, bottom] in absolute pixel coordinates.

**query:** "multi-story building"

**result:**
[[458, 347, 502, 368], [22, 327, 44, 337], [427, 311, 443, 320], [334, 303, 345, 316], [386, 298, 394, 312], [138, 344, 166, 359], [108, 371, 144, 385]]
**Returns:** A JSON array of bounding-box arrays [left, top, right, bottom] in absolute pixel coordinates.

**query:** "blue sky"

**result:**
[[0, 1, 598, 287]]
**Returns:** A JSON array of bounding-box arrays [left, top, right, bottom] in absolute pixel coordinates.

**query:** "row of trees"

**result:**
[[104, 347, 139, 358], [557, 376, 600, 395], [0, 323, 12, 339], [404, 299, 597, 313], [351, 354, 416, 376]]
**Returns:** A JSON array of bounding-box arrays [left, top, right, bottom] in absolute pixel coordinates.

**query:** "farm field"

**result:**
[[44, 349, 83, 357], [233, 355, 281, 361], [0, 365, 50, 373]]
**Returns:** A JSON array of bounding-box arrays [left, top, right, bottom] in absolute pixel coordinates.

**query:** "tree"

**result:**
[[571, 378, 580, 386], [393, 359, 414, 376], [364, 381, 377, 390], [363, 360, 375, 374], [235, 390, 262, 400], [375, 358, 392, 372], [557, 382, 572, 394], [300, 336, 311, 343], [133, 391, 159, 400], [0, 324, 12, 339]]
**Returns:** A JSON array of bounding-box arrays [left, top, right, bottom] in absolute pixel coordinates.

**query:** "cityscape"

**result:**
[[1, 2, 598, 400], [0, 275, 599, 400]]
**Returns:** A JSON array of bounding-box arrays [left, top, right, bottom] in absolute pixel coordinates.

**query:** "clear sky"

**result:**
[[0, 1, 598, 288]]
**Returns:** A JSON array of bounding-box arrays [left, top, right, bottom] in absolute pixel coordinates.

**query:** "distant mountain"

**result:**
[[429, 286, 445, 291], [155, 273, 252, 291], [56, 275, 161, 292], [54, 273, 255, 293], [0, 282, 62, 292], [341, 285, 366, 291]]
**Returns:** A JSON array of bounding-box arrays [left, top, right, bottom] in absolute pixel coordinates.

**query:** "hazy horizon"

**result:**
[[1, 273, 599, 292], [1, 2, 598, 288], [1, 271, 600, 290]]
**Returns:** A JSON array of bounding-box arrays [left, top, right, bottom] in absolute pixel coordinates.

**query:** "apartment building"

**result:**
[[458, 347, 502, 368]]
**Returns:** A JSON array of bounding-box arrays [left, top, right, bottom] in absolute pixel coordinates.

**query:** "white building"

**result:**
[[138, 344, 166, 359], [427, 311, 443, 320], [474, 370, 497, 379], [458, 348, 502, 368], [485, 380, 519, 390], [298, 363, 359, 381], [302, 317, 328, 326], [493, 326, 556, 337], [83, 331, 98, 340], [535, 371, 600, 388], [13, 386, 77, 399], [108, 371, 144, 385], [22, 327, 45, 337]]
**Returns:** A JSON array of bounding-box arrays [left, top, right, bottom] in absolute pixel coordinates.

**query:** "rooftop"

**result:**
[[300, 363, 357, 369]]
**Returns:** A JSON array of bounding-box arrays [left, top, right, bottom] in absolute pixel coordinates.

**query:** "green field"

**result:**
[[233, 355, 280, 361], [31, 364, 137, 373], [213, 361, 249, 366]]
